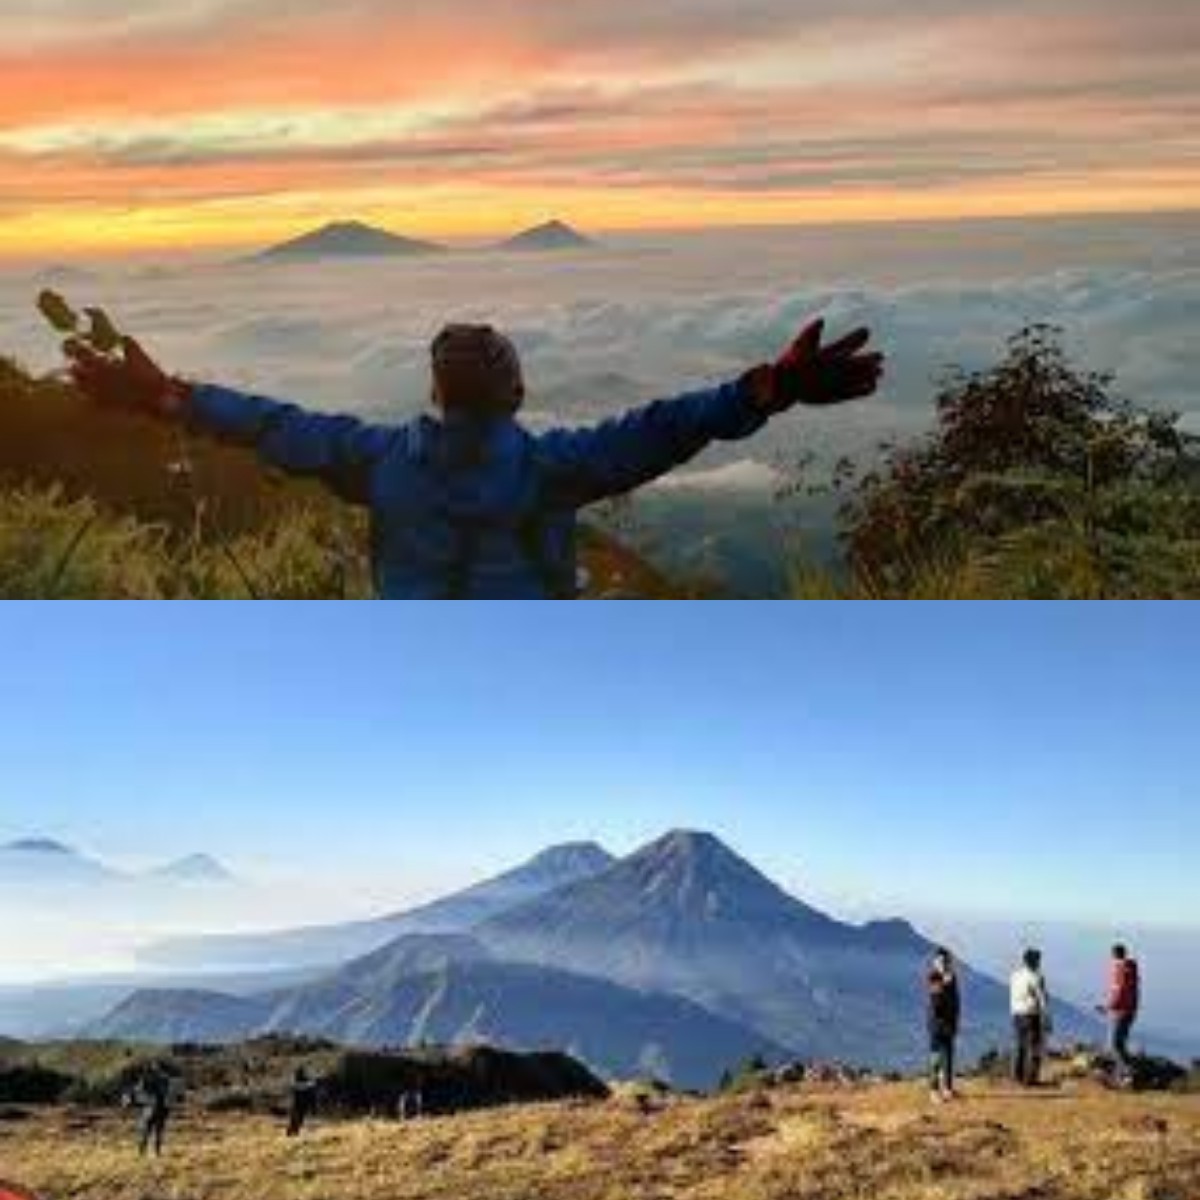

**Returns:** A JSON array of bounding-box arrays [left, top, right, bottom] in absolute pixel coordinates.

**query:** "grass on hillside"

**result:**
[[5, 1078, 1199, 1200]]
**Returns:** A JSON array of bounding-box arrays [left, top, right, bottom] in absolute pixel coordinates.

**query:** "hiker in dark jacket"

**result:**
[[926, 947, 962, 1102], [66, 317, 884, 598], [132, 1064, 174, 1157], [1101, 944, 1141, 1086], [286, 1067, 319, 1137]]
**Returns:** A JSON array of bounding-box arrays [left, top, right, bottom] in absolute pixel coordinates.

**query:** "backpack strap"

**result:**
[[518, 509, 578, 600], [441, 522, 480, 599]]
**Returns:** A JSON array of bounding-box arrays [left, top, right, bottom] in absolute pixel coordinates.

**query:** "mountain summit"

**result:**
[[485, 829, 840, 946]]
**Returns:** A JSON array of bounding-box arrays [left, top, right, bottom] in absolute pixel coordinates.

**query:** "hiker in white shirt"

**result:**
[[1010, 948, 1052, 1086]]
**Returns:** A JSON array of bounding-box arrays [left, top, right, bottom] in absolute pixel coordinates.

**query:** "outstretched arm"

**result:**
[[537, 318, 884, 508], [536, 377, 767, 509], [68, 338, 396, 505]]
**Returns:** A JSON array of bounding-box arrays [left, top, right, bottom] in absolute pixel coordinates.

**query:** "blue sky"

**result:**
[[1, 602, 1194, 926]]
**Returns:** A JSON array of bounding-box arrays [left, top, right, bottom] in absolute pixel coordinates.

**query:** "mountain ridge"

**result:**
[[139, 841, 616, 970]]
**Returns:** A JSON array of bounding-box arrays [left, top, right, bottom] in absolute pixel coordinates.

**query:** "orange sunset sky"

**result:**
[[1, 0, 1197, 259]]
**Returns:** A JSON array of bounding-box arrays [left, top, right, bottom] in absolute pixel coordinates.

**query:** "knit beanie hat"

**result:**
[[431, 323, 524, 417]]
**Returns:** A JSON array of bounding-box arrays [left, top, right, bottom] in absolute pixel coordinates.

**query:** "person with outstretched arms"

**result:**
[[65, 319, 884, 599]]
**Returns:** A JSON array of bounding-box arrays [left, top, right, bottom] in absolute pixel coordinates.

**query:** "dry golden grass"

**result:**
[[4, 1080, 1198, 1200]]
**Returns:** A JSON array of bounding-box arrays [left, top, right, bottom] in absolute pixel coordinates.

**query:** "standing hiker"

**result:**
[[132, 1064, 175, 1157], [65, 317, 884, 599], [1101, 944, 1141, 1087], [926, 946, 962, 1102], [1010, 948, 1052, 1087], [286, 1066, 319, 1137]]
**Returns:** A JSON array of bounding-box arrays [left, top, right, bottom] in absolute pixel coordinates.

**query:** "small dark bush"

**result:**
[[0, 1064, 75, 1105]]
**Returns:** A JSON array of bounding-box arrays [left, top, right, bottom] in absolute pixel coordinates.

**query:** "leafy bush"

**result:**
[[792, 326, 1200, 598]]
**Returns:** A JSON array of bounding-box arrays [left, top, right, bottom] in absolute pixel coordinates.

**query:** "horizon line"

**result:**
[[2, 204, 1197, 268]]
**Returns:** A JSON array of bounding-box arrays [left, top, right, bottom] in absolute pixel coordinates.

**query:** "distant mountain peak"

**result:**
[[645, 829, 726, 857], [523, 842, 614, 876], [627, 829, 772, 887], [499, 220, 594, 252], [153, 853, 235, 883], [4, 837, 74, 855], [257, 220, 446, 262]]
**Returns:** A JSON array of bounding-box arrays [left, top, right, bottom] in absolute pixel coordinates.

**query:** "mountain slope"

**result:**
[[93, 988, 272, 1044], [257, 221, 445, 261], [480, 830, 1094, 1066], [138, 843, 616, 971], [97, 933, 786, 1088]]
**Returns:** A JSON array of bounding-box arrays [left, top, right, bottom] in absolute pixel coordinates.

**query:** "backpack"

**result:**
[[436, 433, 577, 600]]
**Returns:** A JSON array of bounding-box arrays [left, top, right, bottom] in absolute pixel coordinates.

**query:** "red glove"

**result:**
[[746, 318, 885, 413]]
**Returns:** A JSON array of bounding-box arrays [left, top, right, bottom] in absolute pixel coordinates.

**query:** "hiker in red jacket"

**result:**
[[1102, 944, 1140, 1086]]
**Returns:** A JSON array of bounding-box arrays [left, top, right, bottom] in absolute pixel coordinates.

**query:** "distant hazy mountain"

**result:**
[[95, 933, 785, 1088], [257, 220, 446, 262], [139, 842, 616, 971], [149, 853, 236, 884], [480, 830, 1096, 1066], [0, 966, 320, 1040], [0, 838, 237, 896], [0, 838, 119, 887], [497, 220, 594, 252]]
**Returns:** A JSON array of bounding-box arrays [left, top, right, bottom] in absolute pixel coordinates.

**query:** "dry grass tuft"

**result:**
[[4, 1080, 1199, 1200]]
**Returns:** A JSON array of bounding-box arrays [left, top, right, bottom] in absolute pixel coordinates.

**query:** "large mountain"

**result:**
[[95, 933, 785, 1089], [479, 831, 1095, 1066], [257, 220, 445, 261], [88, 831, 1099, 1078], [139, 843, 615, 971]]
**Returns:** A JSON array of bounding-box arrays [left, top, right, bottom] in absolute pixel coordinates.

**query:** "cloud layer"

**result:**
[[3, 215, 1195, 460]]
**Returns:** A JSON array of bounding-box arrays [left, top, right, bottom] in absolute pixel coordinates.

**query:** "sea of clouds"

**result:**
[[1, 214, 1196, 584]]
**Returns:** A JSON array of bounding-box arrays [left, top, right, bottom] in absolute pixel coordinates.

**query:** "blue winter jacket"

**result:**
[[187, 377, 768, 599]]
